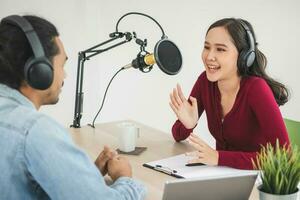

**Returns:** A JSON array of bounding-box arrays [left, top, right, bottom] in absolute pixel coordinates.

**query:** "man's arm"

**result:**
[[24, 116, 146, 200]]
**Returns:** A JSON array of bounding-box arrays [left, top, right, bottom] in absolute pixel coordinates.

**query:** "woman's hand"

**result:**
[[186, 133, 219, 166], [169, 84, 199, 129]]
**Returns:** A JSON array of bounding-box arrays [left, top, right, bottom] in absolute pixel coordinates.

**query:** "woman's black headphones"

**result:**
[[1, 15, 53, 90], [237, 19, 256, 69]]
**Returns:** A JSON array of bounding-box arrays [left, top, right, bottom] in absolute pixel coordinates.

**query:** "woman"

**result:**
[[169, 18, 290, 170]]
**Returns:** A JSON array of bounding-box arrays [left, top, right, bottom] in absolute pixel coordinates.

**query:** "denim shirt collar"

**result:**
[[0, 84, 36, 110]]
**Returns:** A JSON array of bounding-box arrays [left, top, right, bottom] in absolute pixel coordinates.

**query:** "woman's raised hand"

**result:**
[[169, 84, 198, 129]]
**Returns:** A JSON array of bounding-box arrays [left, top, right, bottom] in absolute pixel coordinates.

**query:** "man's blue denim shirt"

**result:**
[[0, 84, 146, 200]]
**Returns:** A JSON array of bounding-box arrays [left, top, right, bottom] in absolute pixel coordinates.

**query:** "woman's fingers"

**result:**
[[188, 158, 204, 164], [173, 88, 183, 105], [170, 93, 179, 110], [169, 102, 178, 115], [189, 96, 198, 110], [186, 134, 218, 166], [185, 151, 199, 157], [187, 138, 205, 151], [177, 84, 187, 103], [186, 150, 204, 156]]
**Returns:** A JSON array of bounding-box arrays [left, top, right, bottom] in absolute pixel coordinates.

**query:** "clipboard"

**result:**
[[143, 153, 255, 179]]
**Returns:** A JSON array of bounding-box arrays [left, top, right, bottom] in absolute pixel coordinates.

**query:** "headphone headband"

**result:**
[[2, 15, 46, 59], [236, 19, 256, 69], [238, 19, 255, 53]]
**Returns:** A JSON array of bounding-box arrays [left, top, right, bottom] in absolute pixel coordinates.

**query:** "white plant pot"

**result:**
[[258, 185, 299, 200]]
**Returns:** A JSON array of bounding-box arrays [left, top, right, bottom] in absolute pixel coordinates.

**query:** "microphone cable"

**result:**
[[88, 67, 125, 128]]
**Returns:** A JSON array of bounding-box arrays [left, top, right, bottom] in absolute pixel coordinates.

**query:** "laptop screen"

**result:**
[[162, 173, 258, 200]]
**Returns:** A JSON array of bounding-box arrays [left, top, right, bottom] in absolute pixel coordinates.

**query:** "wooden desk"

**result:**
[[69, 120, 259, 200]]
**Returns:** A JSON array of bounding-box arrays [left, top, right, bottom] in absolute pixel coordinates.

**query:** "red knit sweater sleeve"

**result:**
[[218, 78, 290, 169], [218, 151, 258, 170], [172, 73, 205, 142], [172, 120, 195, 142]]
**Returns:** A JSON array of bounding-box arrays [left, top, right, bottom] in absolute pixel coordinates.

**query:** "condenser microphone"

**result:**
[[124, 38, 182, 75]]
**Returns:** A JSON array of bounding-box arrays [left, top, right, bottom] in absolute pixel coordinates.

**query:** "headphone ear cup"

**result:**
[[24, 57, 53, 90], [238, 49, 256, 70], [245, 50, 255, 67], [238, 50, 247, 70]]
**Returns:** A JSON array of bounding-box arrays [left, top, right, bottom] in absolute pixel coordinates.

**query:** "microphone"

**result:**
[[123, 38, 182, 75]]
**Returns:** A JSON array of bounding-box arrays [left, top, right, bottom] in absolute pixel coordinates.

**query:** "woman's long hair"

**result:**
[[207, 18, 289, 106]]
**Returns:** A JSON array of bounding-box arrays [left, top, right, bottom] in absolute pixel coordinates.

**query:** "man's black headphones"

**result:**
[[1, 15, 53, 90], [237, 19, 256, 69]]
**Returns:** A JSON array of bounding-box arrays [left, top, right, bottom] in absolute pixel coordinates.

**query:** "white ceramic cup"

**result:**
[[117, 122, 139, 152]]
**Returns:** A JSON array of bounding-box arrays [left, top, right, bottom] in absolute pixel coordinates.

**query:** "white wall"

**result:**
[[1, 0, 299, 147]]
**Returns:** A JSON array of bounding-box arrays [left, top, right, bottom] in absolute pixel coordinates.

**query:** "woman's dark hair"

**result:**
[[0, 15, 59, 89], [206, 18, 289, 106]]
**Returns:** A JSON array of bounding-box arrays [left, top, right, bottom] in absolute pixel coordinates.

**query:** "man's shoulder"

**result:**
[[0, 103, 40, 133], [1, 103, 62, 137]]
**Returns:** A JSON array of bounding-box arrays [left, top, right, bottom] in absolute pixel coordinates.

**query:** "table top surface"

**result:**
[[69, 120, 259, 200]]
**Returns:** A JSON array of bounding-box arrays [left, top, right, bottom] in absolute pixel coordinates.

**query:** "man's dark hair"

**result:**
[[0, 15, 59, 89]]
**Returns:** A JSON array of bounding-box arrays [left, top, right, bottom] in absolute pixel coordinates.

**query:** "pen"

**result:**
[[185, 163, 205, 167]]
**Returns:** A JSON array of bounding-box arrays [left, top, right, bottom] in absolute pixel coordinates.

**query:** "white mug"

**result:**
[[117, 122, 139, 152]]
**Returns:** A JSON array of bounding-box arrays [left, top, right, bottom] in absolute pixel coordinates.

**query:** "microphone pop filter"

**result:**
[[154, 39, 182, 75]]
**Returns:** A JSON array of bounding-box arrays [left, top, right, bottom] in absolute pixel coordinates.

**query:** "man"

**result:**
[[0, 15, 146, 199]]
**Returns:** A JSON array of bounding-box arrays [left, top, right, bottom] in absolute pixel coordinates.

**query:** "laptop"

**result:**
[[162, 172, 258, 200]]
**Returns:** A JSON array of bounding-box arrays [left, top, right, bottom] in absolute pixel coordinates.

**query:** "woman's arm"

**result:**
[[171, 74, 205, 141]]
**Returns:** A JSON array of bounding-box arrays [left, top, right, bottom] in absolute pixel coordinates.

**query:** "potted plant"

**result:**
[[253, 139, 300, 200]]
